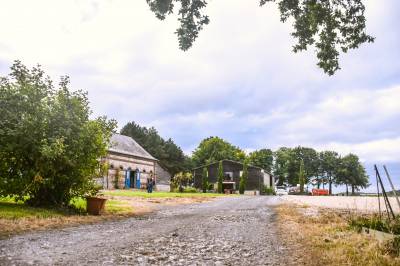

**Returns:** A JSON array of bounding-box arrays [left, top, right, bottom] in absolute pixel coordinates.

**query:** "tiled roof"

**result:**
[[108, 133, 156, 161]]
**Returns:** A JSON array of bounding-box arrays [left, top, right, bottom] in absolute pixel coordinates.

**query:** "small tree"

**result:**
[[239, 162, 248, 194], [202, 167, 208, 193], [171, 172, 193, 192], [217, 161, 224, 193], [299, 160, 305, 193], [113, 168, 120, 189]]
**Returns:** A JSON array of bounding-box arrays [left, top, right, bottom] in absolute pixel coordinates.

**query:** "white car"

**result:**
[[275, 186, 288, 196]]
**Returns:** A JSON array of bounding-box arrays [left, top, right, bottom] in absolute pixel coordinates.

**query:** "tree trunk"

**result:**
[[346, 184, 348, 196], [351, 185, 355, 195], [328, 177, 332, 195]]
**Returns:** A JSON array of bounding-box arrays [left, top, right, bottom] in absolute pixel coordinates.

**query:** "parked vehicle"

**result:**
[[275, 186, 288, 196]]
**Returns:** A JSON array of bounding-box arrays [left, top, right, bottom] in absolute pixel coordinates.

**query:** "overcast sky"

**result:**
[[0, 0, 399, 191]]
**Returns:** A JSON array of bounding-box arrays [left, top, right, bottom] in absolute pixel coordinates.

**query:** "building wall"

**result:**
[[155, 162, 171, 192], [193, 161, 264, 191], [101, 151, 156, 189]]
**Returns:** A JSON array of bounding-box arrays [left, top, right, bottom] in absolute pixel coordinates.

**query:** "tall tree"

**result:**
[[192, 136, 245, 167], [146, 0, 374, 75], [248, 149, 273, 173], [319, 151, 340, 195], [337, 154, 369, 195], [217, 161, 223, 193], [202, 167, 208, 193], [0, 61, 116, 206], [121, 122, 186, 175], [239, 162, 248, 194], [273, 147, 292, 185]]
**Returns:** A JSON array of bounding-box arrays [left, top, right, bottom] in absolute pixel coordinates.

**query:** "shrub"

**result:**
[[183, 187, 197, 193], [217, 161, 223, 193], [202, 167, 208, 193], [0, 61, 116, 207], [171, 172, 193, 193], [263, 186, 275, 195], [239, 162, 248, 194]]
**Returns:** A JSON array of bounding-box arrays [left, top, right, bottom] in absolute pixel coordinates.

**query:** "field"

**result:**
[[282, 195, 400, 213]]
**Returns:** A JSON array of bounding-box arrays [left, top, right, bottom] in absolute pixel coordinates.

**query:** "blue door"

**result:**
[[136, 171, 141, 188], [125, 170, 131, 188]]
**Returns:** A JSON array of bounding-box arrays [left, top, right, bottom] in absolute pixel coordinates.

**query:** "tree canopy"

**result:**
[[191, 136, 245, 167], [146, 0, 374, 75], [248, 149, 273, 173], [120, 121, 186, 175], [0, 61, 116, 206]]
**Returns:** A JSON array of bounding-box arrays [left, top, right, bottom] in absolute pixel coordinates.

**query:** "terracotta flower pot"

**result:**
[[86, 196, 107, 215]]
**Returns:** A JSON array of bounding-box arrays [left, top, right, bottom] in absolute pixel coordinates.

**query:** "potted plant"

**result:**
[[85, 182, 107, 215]]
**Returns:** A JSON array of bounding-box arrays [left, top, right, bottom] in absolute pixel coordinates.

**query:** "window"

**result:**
[[224, 172, 233, 180]]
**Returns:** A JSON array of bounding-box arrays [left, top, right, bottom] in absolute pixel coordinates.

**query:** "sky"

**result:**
[[0, 0, 399, 192]]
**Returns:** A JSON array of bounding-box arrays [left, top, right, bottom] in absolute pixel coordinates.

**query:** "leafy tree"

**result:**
[[147, 0, 374, 75], [121, 121, 186, 175], [239, 162, 248, 194], [0, 61, 116, 206], [192, 136, 245, 167], [202, 167, 208, 193], [298, 160, 306, 193], [336, 154, 369, 195], [171, 172, 193, 192], [248, 149, 273, 172], [217, 161, 223, 193], [273, 147, 292, 185], [319, 151, 339, 195]]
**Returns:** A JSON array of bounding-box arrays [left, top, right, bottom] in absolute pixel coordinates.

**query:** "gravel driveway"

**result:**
[[0, 196, 288, 266]]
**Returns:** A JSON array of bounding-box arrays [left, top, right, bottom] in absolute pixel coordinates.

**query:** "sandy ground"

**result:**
[[0, 196, 291, 266], [282, 195, 400, 213]]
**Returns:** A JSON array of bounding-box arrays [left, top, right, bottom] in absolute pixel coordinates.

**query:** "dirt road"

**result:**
[[0, 196, 288, 265]]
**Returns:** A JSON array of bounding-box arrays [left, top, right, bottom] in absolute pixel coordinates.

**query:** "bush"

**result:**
[[183, 187, 197, 193], [0, 61, 116, 207], [239, 162, 248, 194], [263, 186, 275, 195]]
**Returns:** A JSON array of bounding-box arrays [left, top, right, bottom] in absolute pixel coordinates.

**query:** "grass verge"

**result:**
[[276, 204, 400, 265], [0, 196, 133, 239]]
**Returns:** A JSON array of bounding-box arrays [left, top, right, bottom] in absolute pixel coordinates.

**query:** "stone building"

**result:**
[[100, 134, 171, 191], [192, 159, 274, 193]]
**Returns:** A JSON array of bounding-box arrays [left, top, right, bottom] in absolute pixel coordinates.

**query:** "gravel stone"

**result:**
[[0, 196, 289, 265]]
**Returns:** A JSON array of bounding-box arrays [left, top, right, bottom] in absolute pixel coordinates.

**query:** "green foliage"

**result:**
[[319, 151, 340, 194], [0, 61, 116, 207], [182, 187, 197, 193], [299, 160, 305, 193], [239, 162, 248, 194], [120, 121, 186, 175], [192, 136, 245, 167], [217, 161, 223, 193], [202, 167, 208, 193], [147, 0, 373, 75], [248, 149, 273, 172], [262, 186, 275, 195], [171, 172, 193, 192], [337, 154, 369, 194], [113, 168, 120, 189]]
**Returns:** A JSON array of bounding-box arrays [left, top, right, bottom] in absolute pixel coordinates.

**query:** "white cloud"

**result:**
[[0, 0, 399, 168]]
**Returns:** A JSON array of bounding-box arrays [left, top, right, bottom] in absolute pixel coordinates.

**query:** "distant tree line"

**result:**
[[180, 136, 369, 195], [121, 128, 369, 195]]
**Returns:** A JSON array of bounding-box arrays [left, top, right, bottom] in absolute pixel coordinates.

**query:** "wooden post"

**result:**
[[383, 165, 400, 211]]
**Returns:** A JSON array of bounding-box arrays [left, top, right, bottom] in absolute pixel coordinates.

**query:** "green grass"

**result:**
[[0, 196, 133, 220], [0, 197, 65, 219], [102, 190, 232, 198]]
